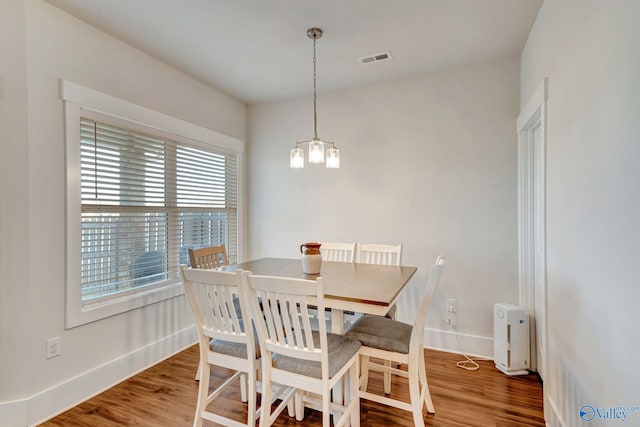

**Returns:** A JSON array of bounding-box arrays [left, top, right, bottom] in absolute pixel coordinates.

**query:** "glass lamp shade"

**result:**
[[326, 147, 340, 168], [308, 139, 324, 163], [290, 147, 304, 168]]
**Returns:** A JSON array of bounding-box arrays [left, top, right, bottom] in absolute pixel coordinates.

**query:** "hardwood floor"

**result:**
[[41, 345, 544, 426]]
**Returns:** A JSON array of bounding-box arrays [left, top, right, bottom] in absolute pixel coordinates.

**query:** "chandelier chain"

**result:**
[[313, 37, 318, 140]]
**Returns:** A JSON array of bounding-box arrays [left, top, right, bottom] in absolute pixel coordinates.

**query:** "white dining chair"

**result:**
[[242, 271, 361, 427], [355, 243, 402, 267], [188, 244, 229, 269], [345, 256, 446, 427], [187, 244, 238, 382], [320, 242, 356, 263], [317, 242, 357, 327], [354, 242, 402, 319], [181, 266, 259, 427], [354, 242, 403, 392]]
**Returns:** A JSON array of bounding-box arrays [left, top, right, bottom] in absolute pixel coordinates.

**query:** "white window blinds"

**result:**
[[80, 118, 238, 303]]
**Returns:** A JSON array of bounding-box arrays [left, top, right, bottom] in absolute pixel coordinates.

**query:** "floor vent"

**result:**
[[359, 51, 392, 65]]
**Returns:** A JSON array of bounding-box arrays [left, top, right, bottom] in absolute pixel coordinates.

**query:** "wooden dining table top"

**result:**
[[223, 257, 417, 317]]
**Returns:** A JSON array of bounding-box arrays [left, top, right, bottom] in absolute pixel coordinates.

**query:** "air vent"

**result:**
[[359, 51, 392, 65]]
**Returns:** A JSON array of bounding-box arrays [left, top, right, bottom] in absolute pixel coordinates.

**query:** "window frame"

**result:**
[[63, 80, 244, 328]]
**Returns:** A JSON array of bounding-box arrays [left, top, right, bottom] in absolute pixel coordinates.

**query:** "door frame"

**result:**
[[517, 78, 548, 377]]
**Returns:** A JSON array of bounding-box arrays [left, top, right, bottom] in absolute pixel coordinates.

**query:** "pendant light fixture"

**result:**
[[290, 27, 340, 169]]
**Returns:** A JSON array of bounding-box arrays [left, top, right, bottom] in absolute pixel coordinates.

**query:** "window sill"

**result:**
[[66, 280, 184, 329]]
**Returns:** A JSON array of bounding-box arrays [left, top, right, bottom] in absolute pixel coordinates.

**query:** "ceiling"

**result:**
[[44, 0, 543, 105]]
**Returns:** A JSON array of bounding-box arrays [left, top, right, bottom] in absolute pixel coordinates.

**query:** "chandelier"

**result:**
[[290, 28, 340, 169]]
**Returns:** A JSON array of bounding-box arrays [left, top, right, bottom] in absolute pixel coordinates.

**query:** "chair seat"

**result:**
[[209, 320, 260, 359], [272, 331, 361, 379], [345, 314, 412, 354], [210, 336, 260, 359]]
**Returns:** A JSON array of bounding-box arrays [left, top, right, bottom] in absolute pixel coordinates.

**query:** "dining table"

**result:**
[[223, 257, 417, 408], [223, 257, 418, 334]]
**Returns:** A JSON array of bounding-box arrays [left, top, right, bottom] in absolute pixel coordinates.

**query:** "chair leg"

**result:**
[[287, 394, 296, 418], [194, 362, 201, 381], [360, 355, 370, 392], [240, 373, 248, 402], [419, 350, 435, 413], [389, 312, 402, 370], [349, 362, 361, 427], [383, 360, 392, 394], [194, 362, 209, 427], [408, 362, 425, 427], [322, 385, 331, 427], [259, 373, 272, 427], [295, 391, 304, 421], [247, 369, 257, 426]]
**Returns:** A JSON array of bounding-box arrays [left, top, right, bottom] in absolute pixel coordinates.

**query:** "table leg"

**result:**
[[331, 308, 345, 334], [331, 309, 345, 406]]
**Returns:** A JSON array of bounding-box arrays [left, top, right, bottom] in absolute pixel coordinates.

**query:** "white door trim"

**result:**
[[517, 78, 548, 377]]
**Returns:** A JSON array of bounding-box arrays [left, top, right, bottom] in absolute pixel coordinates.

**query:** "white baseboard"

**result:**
[[0, 399, 27, 427], [546, 395, 567, 427], [423, 327, 493, 359], [8, 325, 198, 427]]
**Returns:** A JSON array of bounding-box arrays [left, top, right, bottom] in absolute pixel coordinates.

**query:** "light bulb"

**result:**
[[308, 139, 324, 163], [326, 147, 340, 168], [290, 147, 304, 168]]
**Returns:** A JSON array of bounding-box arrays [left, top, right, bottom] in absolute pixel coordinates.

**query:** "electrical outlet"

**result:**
[[445, 298, 457, 327], [445, 314, 457, 328], [446, 298, 457, 313], [46, 337, 61, 359]]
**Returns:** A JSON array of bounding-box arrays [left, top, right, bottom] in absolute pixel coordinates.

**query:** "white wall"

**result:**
[[0, 1, 31, 425], [248, 57, 521, 356], [521, 1, 640, 425], [0, 1, 246, 425]]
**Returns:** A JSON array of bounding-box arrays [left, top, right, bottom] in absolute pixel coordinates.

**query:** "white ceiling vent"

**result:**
[[359, 51, 392, 65]]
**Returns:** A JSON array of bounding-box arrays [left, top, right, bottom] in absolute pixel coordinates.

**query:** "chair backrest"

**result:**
[[409, 256, 446, 355], [242, 272, 329, 368], [181, 266, 253, 350], [355, 243, 403, 266], [320, 242, 356, 262], [188, 244, 229, 269]]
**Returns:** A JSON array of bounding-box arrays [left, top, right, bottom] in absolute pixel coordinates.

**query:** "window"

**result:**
[[64, 80, 243, 327]]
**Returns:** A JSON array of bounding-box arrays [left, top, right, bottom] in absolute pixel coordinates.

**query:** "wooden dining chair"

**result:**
[[316, 242, 357, 326], [188, 244, 233, 382], [355, 242, 402, 316], [181, 266, 259, 427], [354, 242, 403, 391], [188, 244, 229, 269], [345, 256, 446, 427], [242, 272, 361, 427], [355, 242, 402, 267], [320, 242, 356, 263]]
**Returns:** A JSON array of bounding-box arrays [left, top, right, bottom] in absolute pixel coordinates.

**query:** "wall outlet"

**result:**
[[46, 336, 61, 359], [446, 298, 457, 313], [445, 298, 457, 327]]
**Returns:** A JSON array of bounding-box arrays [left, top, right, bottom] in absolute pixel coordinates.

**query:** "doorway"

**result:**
[[517, 79, 547, 380]]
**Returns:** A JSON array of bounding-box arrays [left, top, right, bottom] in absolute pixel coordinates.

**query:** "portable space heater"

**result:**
[[493, 303, 530, 376]]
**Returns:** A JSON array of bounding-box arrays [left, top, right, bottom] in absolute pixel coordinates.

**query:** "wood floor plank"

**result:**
[[40, 345, 544, 426]]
